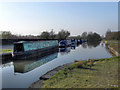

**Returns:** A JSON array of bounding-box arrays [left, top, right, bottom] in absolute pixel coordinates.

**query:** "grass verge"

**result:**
[[104, 40, 120, 53], [0, 49, 13, 54], [42, 56, 119, 88]]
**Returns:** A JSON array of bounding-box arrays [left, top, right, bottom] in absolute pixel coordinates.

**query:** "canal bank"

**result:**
[[29, 56, 119, 88], [104, 40, 120, 56], [29, 62, 74, 88], [107, 45, 120, 56]]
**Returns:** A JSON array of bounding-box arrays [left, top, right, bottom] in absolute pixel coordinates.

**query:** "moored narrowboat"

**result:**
[[59, 40, 71, 47], [77, 39, 82, 44], [13, 40, 58, 59], [71, 39, 77, 44]]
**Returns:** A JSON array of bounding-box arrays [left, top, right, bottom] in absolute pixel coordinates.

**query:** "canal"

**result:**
[[1, 41, 112, 88]]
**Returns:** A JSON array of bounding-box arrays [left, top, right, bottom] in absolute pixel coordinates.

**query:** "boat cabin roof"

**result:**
[[14, 41, 27, 44], [14, 40, 58, 44]]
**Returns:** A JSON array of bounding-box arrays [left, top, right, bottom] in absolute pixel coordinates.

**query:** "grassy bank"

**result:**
[[104, 40, 120, 54], [42, 56, 119, 88], [0, 49, 13, 54]]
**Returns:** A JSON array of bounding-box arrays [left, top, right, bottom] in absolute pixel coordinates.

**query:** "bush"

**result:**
[[74, 60, 79, 62], [76, 61, 83, 68]]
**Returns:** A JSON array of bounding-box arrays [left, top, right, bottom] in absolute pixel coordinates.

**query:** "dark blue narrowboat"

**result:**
[[59, 40, 71, 47], [71, 39, 77, 44], [77, 39, 82, 44], [13, 40, 58, 59]]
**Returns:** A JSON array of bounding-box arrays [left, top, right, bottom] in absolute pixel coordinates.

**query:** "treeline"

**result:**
[[0, 29, 70, 40], [76, 32, 102, 42], [105, 30, 120, 40], [0, 30, 102, 42]]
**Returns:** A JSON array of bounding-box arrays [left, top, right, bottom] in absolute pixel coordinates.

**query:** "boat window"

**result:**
[[43, 43, 46, 47], [14, 43, 24, 52], [48, 42, 50, 46]]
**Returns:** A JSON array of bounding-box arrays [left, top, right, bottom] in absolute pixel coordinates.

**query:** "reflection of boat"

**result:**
[[13, 51, 58, 73], [71, 44, 77, 49], [13, 40, 58, 59], [59, 47, 71, 53], [77, 39, 82, 44], [59, 47, 71, 55]]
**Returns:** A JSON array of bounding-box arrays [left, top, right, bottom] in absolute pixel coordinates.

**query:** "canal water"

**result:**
[[1, 42, 112, 88], [1, 44, 13, 50]]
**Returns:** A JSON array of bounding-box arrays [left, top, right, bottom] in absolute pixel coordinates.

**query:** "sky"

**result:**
[[0, 2, 118, 36]]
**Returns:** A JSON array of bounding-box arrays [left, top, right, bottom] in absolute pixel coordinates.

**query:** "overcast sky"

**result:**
[[0, 2, 118, 36]]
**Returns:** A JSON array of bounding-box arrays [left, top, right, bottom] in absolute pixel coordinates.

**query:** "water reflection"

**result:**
[[71, 44, 77, 49], [87, 41, 101, 48], [1, 62, 13, 68], [81, 43, 87, 48], [101, 42, 104, 47], [59, 47, 71, 55], [81, 41, 101, 49], [13, 51, 58, 73]]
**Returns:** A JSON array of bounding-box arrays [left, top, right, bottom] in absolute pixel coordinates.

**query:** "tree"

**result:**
[[106, 28, 111, 35], [40, 31, 50, 39], [88, 32, 93, 35], [87, 32, 101, 42], [57, 29, 70, 40], [76, 35, 81, 39], [1, 31, 12, 39], [81, 32, 87, 39], [49, 29, 56, 39], [105, 31, 120, 40]]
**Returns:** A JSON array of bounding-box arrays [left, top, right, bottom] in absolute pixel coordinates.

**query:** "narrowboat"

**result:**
[[13, 40, 58, 59], [77, 39, 82, 44], [71, 39, 77, 44], [59, 40, 71, 47]]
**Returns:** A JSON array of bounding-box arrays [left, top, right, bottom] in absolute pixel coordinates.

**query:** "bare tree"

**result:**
[[57, 29, 70, 40]]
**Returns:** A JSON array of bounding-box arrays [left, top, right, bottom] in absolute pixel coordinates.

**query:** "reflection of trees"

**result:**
[[2, 62, 13, 68], [81, 43, 87, 48], [101, 43, 104, 47], [87, 41, 100, 48]]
